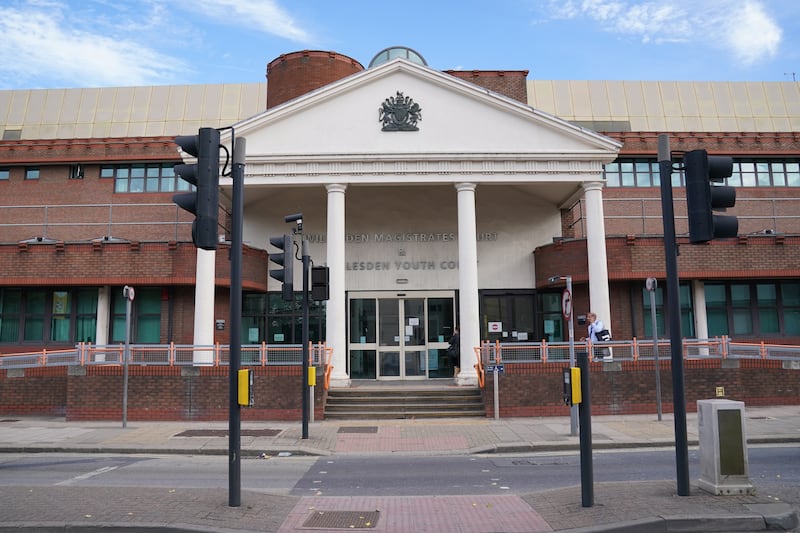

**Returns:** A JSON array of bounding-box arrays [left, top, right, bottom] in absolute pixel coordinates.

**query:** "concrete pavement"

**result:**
[[0, 405, 798, 532]]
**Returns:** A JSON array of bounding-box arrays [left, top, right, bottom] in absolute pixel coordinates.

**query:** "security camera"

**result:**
[[548, 276, 562, 284], [284, 213, 303, 223]]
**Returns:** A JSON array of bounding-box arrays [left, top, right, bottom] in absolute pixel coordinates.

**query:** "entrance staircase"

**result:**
[[324, 383, 485, 419]]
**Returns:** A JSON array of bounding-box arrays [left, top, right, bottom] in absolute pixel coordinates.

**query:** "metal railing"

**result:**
[[473, 336, 800, 388], [0, 342, 331, 369], [477, 336, 800, 365]]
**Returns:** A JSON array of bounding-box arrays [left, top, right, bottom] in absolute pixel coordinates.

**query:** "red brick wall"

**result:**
[[266, 50, 364, 109], [445, 70, 529, 103], [1, 362, 795, 421], [0, 366, 324, 421], [483, 359, 800, 418], [535, 236, 800, 341]]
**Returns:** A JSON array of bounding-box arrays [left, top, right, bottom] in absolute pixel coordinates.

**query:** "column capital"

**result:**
[[455, 182, 477, 193], [326, 183, 347, 194], [582, 181, 605, 193]]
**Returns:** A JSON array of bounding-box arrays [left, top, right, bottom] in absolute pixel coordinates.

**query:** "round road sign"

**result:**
[[562, 289, 572, 320]]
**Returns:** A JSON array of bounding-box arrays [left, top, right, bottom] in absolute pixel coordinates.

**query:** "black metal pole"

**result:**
[[301, 238, 310, 439], [229, 135, 245, 507], [578, 352, 593, 507], [658, 133, 690, 496]]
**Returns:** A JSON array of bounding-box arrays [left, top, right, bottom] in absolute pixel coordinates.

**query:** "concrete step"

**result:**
[[324, 385, 485, 420]]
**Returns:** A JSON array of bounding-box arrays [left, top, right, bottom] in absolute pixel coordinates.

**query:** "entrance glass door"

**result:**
[[378, 298, 426, 379], [349, 291, 455, 380]]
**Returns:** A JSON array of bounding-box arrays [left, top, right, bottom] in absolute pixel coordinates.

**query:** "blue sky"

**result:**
[[1, 0, 798, 90]]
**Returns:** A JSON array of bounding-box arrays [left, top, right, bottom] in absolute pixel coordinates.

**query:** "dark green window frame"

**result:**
[[265, 292, 326, 345], [642, 283, 694, 338], [705, 281, 800, 338], [110, 287, 162, 343], [0, 288, 98, 344], [101, 163, 186, 193]]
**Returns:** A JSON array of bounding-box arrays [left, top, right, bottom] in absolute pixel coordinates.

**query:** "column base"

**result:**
[[456, 372, 479, 387], [328, 376, 352, 389]]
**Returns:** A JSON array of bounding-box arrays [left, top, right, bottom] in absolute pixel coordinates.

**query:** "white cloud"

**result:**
[[544, 0, 782, 65], [0, 2, 190, 88], [185, 0, 312, 43], [721, 1, 782, 65]]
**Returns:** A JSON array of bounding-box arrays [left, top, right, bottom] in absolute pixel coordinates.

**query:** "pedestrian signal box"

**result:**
[[238, 369, 253, 407], [563, 367, 582, 406]]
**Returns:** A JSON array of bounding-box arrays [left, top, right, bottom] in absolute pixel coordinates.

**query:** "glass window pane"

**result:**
[[707, 309, 729, 336], [785, 310, 800, 335], [427, 297, 453, 342], [349, 299, 376, 343], [129, 177, 144, 192], [730, 285, 750, 306], [782, 283, 800, 306], [759, 309, 780, 334], [24, 318, 44, 340], [705, 284, 726, 304], [114, 179, 128, 193], [100, 166, 115, 178], [26, 290, 46, 313], [136, 316, 160, 343], [732, 309, 752, 334], [756, 284, 776, 305]]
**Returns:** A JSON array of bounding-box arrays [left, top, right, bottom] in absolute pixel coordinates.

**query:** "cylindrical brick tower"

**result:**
[[266, 50, 364, 109]]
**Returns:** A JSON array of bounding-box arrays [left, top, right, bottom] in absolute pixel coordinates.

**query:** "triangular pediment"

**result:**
[[230, 58, 619, 167]]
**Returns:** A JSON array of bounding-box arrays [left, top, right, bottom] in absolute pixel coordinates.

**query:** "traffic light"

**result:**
[[684, 149, 737, 244], [311, 266, 330, 301], [269, 234, 294, 301], [173, 127, 220, 250]]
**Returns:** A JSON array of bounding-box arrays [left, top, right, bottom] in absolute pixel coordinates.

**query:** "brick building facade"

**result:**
[[1, 46, 799, 392]]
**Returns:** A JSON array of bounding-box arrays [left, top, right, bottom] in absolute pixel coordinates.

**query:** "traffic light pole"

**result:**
[[301, 238, 310, 440], [658, 134, 690, 496], [229, 135, 245, 507]]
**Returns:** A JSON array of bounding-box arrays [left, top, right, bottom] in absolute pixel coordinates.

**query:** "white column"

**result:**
[[95, 286, 110, 346], [326, 183, 350, 387], [583, 181, 612, 331], [456, 182, 480, 386], [693, 280, 709, 340], [193, 248, 216, 365]]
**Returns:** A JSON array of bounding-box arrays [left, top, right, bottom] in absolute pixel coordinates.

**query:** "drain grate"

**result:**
[[303, 510, 379, 529], [337, 426, 378, 434], [175, 429, 281, 437]]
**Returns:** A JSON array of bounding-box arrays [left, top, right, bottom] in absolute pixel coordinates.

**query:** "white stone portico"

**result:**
[[217, 58, 621, 387]]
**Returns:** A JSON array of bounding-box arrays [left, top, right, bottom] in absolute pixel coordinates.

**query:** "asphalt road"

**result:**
[[1, 445, 797, 498]]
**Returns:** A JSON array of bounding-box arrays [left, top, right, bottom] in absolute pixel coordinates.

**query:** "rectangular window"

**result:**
[[242, 293, 266, 344], [643, 283, 693, 337], [111, 287, 162, 343], [75, 289, 98, 343], [705, 281, 799, 338], [705, 284, 729, 337], [50, 290, 71, 342], [0, 168, 9, 180], [0, 288, 98, 345], [69, 164, 84, 180], [481, 291, 535, 342], [25, 167, 40, 180], [24, 290, 46, 341], [606, 157, 800, 188], [101, 163, 184, 193], [0, 289, 22, 342], [266, 292, 326, 344], [782, 282, 800, 335]]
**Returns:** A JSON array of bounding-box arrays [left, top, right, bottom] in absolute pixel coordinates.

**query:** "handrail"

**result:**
[[2, 337, 799, 372]]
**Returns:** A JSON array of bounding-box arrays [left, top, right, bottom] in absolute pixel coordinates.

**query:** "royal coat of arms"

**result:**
[[379, 91, 422, 131]]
